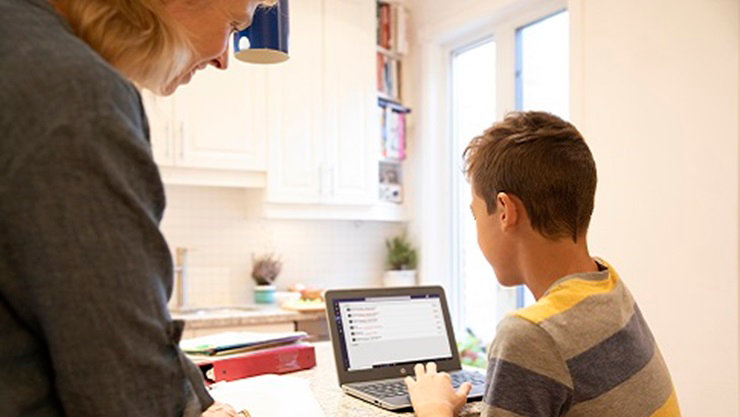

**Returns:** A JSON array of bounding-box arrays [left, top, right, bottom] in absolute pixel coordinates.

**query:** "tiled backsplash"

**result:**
[[160, 185, 406, 307]]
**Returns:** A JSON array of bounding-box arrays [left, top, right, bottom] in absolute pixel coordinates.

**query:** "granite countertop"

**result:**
[[171, 306, 326, 329], [294, 342, 484, 417]]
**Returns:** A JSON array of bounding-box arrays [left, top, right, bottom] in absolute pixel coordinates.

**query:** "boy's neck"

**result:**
[[519, 234, 598, 300]]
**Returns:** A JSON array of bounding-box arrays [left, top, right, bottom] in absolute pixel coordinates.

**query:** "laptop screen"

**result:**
[[330, 294, 453, 372]]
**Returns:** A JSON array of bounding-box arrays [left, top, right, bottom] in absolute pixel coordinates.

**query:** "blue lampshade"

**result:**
[[234, 0, 289, 64]]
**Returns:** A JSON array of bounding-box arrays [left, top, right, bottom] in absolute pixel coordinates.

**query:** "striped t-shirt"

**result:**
[[480, 259, 680, 417]]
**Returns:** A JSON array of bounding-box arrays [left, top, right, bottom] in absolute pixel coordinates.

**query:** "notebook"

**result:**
[[180, 331, 307, 356], [324, 285, 486, 410], [208, 374, 325, 417]]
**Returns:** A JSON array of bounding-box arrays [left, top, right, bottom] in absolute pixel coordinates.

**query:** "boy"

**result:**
[[404, 112, 680, 417]]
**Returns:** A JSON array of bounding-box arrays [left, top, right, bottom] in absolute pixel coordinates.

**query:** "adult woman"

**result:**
[[0, 0, 273, 415]]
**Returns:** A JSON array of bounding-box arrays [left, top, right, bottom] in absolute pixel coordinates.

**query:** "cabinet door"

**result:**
[[173, 51, 267, 171], [141, 90, 175, 166], [323, 0, 379, 205], [265, 0, 324, 204]]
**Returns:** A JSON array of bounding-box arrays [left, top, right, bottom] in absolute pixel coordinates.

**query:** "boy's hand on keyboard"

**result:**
[[405, 362, 472, 417]]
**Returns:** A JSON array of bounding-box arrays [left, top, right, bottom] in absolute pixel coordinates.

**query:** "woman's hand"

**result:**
[[404, 362, 472, 417], [202, 401, 239, 417]]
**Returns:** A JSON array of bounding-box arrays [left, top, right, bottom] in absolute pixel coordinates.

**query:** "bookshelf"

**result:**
[[376, 0, 410, 205]]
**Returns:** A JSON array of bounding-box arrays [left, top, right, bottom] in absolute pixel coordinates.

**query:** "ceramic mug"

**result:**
[[234, 0, 289, 64]]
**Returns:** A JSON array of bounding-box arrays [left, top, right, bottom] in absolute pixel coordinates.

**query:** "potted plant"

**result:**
[[251, 253, 282, 304], [383, 233, 418, 287]]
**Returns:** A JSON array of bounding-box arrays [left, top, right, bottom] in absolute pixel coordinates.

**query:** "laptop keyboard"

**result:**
[[355, 370, 487, 399]]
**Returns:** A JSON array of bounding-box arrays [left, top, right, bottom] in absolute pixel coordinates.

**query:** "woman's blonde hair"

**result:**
[[60, 0, 277, 95], [60, 0, 192, 95]]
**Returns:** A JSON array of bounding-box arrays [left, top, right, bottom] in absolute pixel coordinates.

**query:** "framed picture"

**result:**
[[379, 162, 403, 203]]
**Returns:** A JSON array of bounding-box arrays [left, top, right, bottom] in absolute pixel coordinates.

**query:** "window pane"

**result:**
[[451, 39, 518, 344], [516, 10, 569, 307], [517, 10, 569, 119]]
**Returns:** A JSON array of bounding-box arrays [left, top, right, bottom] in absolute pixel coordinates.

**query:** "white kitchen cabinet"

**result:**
[[265, 0, 324, 204], [323, 0, 379, 205], [265, 0, 384, 213], [174, 57, 267, 172], [141, 0, 404, 219], [141, 90, 175, 166], [140, 50, 268, 187]]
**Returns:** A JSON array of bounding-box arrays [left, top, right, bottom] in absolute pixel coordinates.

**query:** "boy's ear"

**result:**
[[497, 192, 519, 231]]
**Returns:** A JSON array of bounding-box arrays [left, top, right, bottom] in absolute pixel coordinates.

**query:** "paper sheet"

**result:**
[[208, 374, 325, 417]]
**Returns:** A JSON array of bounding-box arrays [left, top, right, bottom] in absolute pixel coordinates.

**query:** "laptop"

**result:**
[[324, 285, 486, 410]]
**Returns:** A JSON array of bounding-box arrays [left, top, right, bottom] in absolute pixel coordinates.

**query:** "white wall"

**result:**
[[409, 0, 739, 415], [570, 1, 739, 415], [160, 186, 405, 307]]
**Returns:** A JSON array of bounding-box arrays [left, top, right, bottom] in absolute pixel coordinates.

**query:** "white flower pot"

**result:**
[[382, 270, 417, 287]]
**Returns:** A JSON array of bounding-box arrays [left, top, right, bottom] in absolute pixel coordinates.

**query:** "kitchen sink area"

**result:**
[[169, 304, 328, 341], [170, 305, 260, 316]]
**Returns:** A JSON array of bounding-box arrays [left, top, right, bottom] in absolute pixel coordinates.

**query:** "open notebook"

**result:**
[[208, 374, 325, 417]]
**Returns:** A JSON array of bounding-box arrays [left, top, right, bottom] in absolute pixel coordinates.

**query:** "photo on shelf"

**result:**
[[379, 161, 403, 203]]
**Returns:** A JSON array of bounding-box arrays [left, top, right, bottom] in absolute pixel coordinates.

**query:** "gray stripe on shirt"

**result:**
[[566, 347, 674, 417], [484, 358, 572, 416], [490, 315, 573, 387], [567, 306, 655, 403]]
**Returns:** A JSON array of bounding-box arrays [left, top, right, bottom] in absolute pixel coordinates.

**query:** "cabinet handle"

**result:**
[[329, 167, 335, 196], [318, 165, 325, 198], [165, 123, 172, 159]]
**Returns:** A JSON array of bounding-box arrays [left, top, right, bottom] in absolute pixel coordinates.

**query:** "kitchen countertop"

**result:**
[[171, 306, 326, 329], [293, 342, 485, 417]]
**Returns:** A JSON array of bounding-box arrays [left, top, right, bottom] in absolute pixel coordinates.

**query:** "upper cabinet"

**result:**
[[141, 90, 175, 166], [142, 0, 403, 220], [141, 48, 268, 188], [265, 0, 380, 209], [323, 0, 379, 206], [174, 58, 268, 172], [265, 0, 324, 204]]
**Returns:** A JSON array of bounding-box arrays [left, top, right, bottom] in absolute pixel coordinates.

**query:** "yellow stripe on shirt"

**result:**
[[651, 389, 681, 417], [513, 261, 621, 324]]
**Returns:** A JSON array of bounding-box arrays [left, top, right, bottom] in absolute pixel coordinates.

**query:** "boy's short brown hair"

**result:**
[[463, 111, 597, 241]]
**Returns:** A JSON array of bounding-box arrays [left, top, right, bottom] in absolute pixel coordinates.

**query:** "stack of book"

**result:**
[[377, 53, 401, 100], [376, 1, 407, 101], [376, 1, 407, 54], [181, 331, 316, 384], [380, 105, 406, 161]]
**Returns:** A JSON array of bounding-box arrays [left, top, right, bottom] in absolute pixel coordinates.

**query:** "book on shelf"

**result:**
[[396, 5, 407, 54], [380, 2, 391, 49], [377, 53, 401, 100], [376, 51, 384, 94], [377, 1, 408, 54], [379, 105, 406, 161]]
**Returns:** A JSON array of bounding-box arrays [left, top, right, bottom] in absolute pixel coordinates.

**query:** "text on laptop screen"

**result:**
[[331, 295, 453, 371]]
